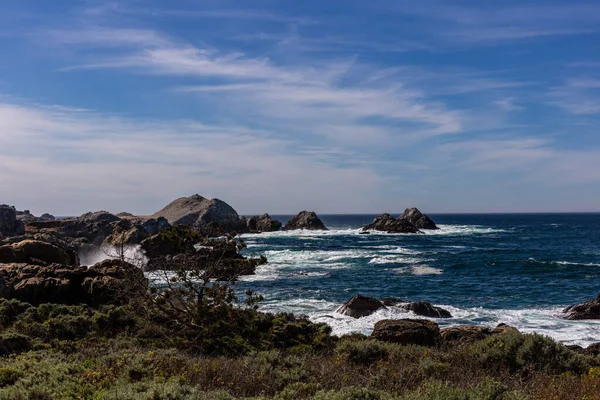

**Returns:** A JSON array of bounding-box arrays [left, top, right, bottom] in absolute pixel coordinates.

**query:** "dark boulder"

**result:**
[[0, 240, 78, 266], [563, 293, 600, 320], [439, 323, 520, 346], [363, 213, 420, 234], [142, 217, 170, 235], [247, 214, 282, 233], [337, 295, 385, 318], [0, 205, 25, 237], [371, 319, 440, 346], [284, 211, 327, 231], [585, 343, 600, 356], [401, 208, 438, 230], [402, 301, 452, 318], [151, 194, 248, 235], [0, 259, 146, 306]]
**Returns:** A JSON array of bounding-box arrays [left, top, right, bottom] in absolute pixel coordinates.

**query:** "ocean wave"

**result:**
[[392, 265, 444, 275], [554, 261, 600, 267], [302, 304, 600, 347], [368, 256, 434, 265], [423, 225, 506, 236]]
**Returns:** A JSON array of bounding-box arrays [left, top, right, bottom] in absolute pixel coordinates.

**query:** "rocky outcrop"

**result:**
[[337, 295, 385, 318], [247, 214, 282, 233], [27, 211, 121, 246], [563, 293, 600, 320], [401, 208, 438, 230], [0, 205, 25, 237], [0, 259, 147, 306], [439, 324, 519, 346], [15, 210, 55, 225], [151, 194, 247, 235], [371, 319, 440, 346], [284, 211, 327, 231], [362, 213, 420, 234], [0, 240, 78, 266], [402, 301, 452, 318], [141, 227, 200, 261]]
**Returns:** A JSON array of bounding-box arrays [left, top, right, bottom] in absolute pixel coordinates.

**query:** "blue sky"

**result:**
[[1, 0, 599, 215]]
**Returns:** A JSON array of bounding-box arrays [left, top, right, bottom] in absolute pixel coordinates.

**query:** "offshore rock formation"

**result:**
[[247, 214, 282, 233], [284, 211, 328, 231], [0, 205, 25, 237], [401, 301, 452, 318], [401, 208, 438, 230], [0, 259, 147, 306], [337, 295, 385, 318], [151, 194, 248, 235], [362, 208, 437, 233], [363, 213, 420, 234], [563, 293, 600, 320]]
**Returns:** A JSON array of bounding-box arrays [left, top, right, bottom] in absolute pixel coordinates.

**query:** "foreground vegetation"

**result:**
[[0, 298, 598, 399], [0, 234, 598, 399]]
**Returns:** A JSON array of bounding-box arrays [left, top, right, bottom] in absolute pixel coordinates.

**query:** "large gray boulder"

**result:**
[[401, 301, 452, 318], [284, 211, 327, 231], [401, 208, 438, 230], [0, 205, 25, 237], [363, 213, 420, 234], [151, 194, 248, 235]]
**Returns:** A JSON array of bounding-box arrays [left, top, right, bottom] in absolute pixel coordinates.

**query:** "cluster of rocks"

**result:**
[[337, 295, 452, 319], [363, 208, 437, 234], [0, 205, 25, 238], [371, 319, 519, 347]]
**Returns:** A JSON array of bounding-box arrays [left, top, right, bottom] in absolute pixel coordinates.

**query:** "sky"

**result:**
[[1, 0, 600, 216]]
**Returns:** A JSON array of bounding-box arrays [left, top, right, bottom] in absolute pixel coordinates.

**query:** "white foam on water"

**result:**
[[280, 302, 600, 347], [554, 261, 600, 267], [369, 256, 434, 265], [382, 247, 423, 255], [423, 225, 506, 236], [392, 265, 444, 275], [79, 244, 148, 268]]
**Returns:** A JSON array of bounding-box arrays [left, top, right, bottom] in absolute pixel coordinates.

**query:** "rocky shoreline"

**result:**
[[2, 195, 600, 349]]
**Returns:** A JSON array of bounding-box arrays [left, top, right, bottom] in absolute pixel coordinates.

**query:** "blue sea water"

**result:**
[[238, 213, 600, 346]]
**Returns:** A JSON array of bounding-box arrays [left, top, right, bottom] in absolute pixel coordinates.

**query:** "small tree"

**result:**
[[146, 234, 264, 340]]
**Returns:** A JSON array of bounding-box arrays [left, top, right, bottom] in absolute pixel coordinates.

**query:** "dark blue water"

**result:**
[[238, 214, 600, 345]]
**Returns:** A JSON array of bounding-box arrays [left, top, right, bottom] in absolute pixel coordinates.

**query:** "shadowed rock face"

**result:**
[[247, 214, 282, 233], [0, 259, 147, 306], [563, 293, 600, 320], [337, 295, 385, 318], [151, 194, 247, 235], [439, 324, 519, 346], [284, 211, 327, 231], [402, 301, 452, 318], [401, 208, 438, 230], [0, 240, 78, 266], [0, 205, 25, 237], [371, 319, 440, 346], [363, 213, 420, 234]]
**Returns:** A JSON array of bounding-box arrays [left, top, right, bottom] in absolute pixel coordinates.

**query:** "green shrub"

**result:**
[[0, 368, 22, 387], [336, 339, 390, 365], [0, 334, 30, 355]]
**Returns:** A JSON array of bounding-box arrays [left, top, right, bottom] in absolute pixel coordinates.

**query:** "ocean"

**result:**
[[237, 213, 600, 347]]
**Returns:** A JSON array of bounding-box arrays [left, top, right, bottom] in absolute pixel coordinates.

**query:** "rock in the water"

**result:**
[[247, 214, 282, 232], [371, 319, 440, 346], [337, 295, 385, 318], [439, 323, 519, 346], [284, 211, 327, 231], [151, 194, 247, 235], [563, 293, 600, 320], [401, 208, 438, 230], [0, 205, 25, 237], [0, 259, 146, 306], [402, 301, 452, 318], [0, 240, 78, 266], [363, 213, 420, 234]]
